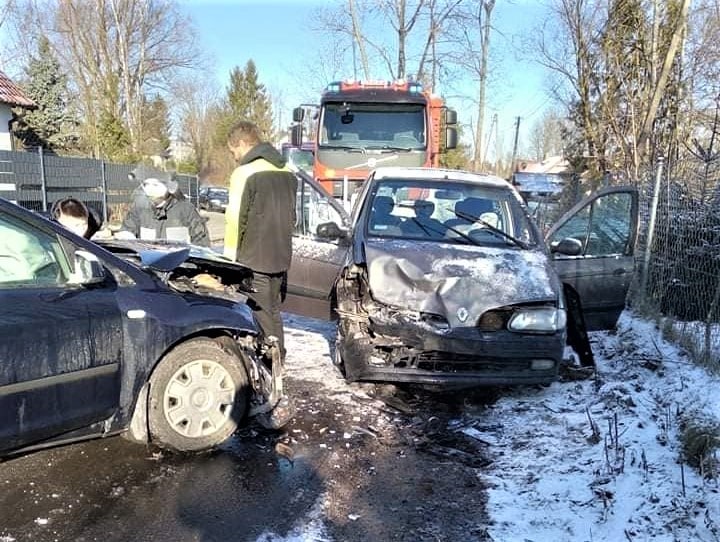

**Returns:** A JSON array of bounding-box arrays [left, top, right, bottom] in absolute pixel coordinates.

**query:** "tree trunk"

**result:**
[[472, 0, 494, 171], [349, 0, 371, 79]]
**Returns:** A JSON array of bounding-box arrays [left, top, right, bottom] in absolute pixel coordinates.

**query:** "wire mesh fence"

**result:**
[[634, 156, 720, 368], [0, 148, 200, 225]]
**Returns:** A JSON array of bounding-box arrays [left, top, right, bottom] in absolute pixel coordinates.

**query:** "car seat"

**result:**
[[445, 197, 495, 230], [369, 195, 402, 234], [401, 200, 445, 239]]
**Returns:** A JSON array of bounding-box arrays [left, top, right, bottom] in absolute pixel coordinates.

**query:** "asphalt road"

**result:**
[[0, 380, 494, 542]]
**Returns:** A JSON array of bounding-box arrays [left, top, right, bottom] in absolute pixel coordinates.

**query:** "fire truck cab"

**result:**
[[291, 80, 458, 202]]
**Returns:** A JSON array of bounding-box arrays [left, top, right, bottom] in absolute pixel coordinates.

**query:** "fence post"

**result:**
[[38, 146, 47, 212], [641, 156, 665, 297], [100, 160, 109, 224]]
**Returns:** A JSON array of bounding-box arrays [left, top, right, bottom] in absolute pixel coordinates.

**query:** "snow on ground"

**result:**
[[272, 310, 720, 541]]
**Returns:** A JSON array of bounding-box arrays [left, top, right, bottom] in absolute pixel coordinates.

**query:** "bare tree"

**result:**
[[349, 0, 371, 79], [5, 0, 202, 159], [443, 0, 495, 171], [172, 76, 221, 176], [312, 0, 462, 86], [531, 0, 695, 179], [529, 109, 565, 161]]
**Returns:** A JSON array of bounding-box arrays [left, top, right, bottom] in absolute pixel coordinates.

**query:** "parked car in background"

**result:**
[[0, 198, 286, 457], [199, 186, 229, 212], [283, 167, 639, 389]]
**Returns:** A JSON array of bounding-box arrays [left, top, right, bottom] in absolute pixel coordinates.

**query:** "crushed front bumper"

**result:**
[[240, 336, 294, 428], [338, 322, 565, 389]]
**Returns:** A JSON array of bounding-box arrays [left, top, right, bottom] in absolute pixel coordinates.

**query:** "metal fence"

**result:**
[[0, 148, 199, 225]]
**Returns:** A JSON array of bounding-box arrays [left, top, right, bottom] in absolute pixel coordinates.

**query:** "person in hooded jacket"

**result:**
[[224, 120, 297, 357], [118, 165, 209, 246]]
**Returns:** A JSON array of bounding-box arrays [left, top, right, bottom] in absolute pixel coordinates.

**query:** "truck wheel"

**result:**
[[148, 338, 249, 452]]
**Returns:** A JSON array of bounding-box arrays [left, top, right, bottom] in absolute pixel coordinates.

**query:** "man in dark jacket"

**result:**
[[224, 121, 297, 356], [119, 165, 210, 246]]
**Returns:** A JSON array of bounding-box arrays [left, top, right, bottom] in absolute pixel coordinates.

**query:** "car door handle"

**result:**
[[613, 268, 627, 276]]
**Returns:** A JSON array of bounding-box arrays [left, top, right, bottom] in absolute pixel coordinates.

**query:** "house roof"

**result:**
[[516, 155, 570, 175], [0, 70, 35, 108]]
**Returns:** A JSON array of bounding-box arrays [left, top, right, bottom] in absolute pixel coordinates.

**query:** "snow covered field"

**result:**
[[276, 310, 720, 542]]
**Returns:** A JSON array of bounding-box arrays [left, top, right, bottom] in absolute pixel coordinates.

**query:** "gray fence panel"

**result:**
[[0, 150, 44, 211], [0, 149, 199, 223]]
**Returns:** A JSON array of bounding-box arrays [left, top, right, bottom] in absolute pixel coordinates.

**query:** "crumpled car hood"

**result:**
[[364, 238, 560, 328], [98, 239, 250, 276]]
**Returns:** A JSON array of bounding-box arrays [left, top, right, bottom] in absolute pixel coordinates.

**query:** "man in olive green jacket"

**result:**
[[224, 121, 297, 356]]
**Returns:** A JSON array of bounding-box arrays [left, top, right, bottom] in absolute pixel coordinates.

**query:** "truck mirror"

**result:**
[[445, 127, 458, 150], [292, 107, 305, 122], [290, 124, 303, 147], [445, 108, 457, 125]]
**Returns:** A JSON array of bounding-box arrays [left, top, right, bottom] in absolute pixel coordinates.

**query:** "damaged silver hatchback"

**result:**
[[285, 167, 639, 389]]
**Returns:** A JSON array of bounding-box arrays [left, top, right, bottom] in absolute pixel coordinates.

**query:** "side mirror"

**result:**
[[290, 124, 303, 147], [292, 107, 305, 122], [445, 108, 457, 125], [69, 249, 106, 285], [550, 237, 583, 256], [445, 127, 458, 150], [316, 221, 346, 240]]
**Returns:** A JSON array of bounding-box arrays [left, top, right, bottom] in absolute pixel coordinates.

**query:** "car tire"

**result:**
[[148, 338, 249, 452]]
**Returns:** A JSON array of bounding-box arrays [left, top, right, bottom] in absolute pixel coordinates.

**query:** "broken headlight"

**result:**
[[508, 307, 566, 333]]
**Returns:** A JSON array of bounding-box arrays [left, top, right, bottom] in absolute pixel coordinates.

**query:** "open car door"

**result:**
[[546, 186, 639, 331], [284, 171, 351, 320]]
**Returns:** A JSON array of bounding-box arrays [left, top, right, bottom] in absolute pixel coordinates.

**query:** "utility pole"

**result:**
[[510, 116, 521, 176]]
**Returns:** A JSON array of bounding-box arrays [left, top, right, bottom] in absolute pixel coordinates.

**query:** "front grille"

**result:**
[[395, 351, 531, 373]]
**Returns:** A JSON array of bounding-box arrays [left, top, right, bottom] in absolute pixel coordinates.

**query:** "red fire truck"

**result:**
[[291, 80, 458, 201]]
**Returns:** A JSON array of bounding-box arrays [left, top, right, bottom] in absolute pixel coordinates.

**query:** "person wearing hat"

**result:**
[[118, 166, 209, 246]]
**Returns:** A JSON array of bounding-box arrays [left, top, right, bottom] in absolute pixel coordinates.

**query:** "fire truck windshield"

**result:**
[[319, 103, 426, 150]]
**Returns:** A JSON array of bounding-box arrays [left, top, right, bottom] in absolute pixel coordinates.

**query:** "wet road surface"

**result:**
[[0, 315, 497, 542]]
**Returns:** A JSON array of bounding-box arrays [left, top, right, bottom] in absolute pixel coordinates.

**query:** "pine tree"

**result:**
[[13, 37, 76, 151], [141, 94, 171, 156], [225, 60, 274, 140]]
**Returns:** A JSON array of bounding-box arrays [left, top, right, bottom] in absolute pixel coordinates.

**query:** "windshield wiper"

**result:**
[[320, 144, 364, 152], [394, 202, 480, 246], [364, 145, 415, 152], [447, 207, 530, 249]]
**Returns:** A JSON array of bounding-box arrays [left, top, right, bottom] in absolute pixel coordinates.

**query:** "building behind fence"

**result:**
[[0, 148, 199, 225]]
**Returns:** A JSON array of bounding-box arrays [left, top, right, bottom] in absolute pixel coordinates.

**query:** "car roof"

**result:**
[[371, 167, 511, 188]]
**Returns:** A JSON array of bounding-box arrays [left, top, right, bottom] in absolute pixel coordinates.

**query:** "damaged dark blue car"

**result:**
[[0, 198, 285, 457]]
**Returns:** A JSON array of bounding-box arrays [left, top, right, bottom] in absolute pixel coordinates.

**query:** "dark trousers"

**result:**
[[249, 271, 286, 355]]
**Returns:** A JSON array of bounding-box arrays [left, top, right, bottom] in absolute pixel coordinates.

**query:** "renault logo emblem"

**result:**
[[457, 307, 469, 323]]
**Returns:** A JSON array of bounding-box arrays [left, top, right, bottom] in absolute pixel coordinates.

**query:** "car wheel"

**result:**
[[148, 338, 249, 452]]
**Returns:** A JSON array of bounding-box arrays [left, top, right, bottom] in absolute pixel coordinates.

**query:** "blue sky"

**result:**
[[183, 0, 557, 155]]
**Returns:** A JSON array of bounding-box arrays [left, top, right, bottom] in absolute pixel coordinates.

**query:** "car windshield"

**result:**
[[319, 103, 426, 150], [208, 189, 228, 199], [365, 178, 539, 248]]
